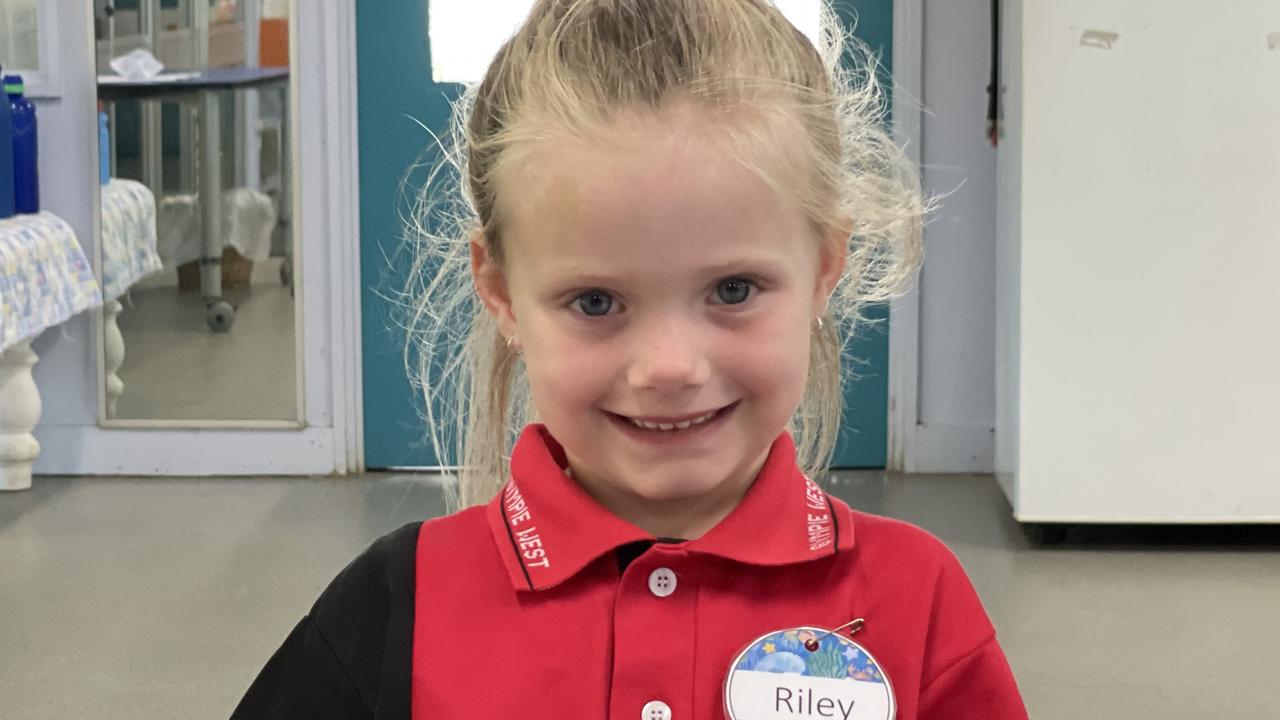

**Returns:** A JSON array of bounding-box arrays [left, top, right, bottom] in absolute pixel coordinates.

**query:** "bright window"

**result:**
[[429, 0, 824, 84], [0, 0, 39, 72], [0, 0, 60, 96]]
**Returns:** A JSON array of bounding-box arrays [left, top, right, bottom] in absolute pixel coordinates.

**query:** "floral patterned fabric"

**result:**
[[0, 212, 103, 352], [101, 178, 163, 301]]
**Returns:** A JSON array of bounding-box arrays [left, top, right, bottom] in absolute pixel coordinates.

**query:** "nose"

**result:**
[[626, 313, 712, 393]]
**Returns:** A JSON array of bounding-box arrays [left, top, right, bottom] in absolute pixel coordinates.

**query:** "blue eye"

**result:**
[[570, 278, 758, 318], [716, 278, 756, 305], [574, 290, 614, 317]]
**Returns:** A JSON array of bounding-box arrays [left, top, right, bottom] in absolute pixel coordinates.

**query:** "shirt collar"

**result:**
[[487, 424, 857, 592]]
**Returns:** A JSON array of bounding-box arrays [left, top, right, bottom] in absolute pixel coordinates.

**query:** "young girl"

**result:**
[[233, 1, 1027, 718]]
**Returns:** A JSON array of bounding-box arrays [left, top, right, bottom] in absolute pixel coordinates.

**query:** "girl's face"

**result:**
[[472, 107, 846, 538]]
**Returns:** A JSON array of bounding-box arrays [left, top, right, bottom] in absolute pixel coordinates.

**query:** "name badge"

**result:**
[[723, 626, 896, 720]]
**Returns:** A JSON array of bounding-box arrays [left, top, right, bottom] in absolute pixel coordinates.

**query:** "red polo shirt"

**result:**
[[410, 424, 1028, 719], [230, 422, 1027, 719]]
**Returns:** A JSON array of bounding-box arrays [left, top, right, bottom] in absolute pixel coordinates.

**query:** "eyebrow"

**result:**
[[551, 257, 791, 286]]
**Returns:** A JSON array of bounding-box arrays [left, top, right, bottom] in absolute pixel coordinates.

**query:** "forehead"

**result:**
[[498, 110, 815, 281]]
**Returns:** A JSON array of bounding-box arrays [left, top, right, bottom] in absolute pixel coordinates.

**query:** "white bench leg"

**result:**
[[0, 339, 41, 491], [104, 299, 126, 419]]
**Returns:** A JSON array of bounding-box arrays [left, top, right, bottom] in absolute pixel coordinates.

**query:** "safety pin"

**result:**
[[804, 618, 865, 652]]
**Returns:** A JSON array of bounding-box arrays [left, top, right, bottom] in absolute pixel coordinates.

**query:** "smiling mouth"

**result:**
[[609, 402, 738, 432]]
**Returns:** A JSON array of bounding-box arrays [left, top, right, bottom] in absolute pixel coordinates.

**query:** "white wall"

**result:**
[[902, 0, 998, 472]]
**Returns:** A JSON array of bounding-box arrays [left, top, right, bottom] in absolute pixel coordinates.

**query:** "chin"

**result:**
[[624, 473, 727, 503]]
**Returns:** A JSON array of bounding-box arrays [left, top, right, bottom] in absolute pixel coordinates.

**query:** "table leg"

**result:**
[[104, 299, 126, 419], [0, 339, 41, 491], [200, 90, 234, 332], [280, 81, 293, 294], [142, 100, 163, 191]]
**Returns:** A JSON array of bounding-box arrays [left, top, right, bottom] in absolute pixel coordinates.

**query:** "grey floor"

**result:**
[[114, 259, 297, 422], [2, 471, 1277, 719]]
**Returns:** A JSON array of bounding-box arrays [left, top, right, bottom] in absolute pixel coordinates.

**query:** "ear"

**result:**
[[469, 229, 519, 338], [811, 223, 850, 318]]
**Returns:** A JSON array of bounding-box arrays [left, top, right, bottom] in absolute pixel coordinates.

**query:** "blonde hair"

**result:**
[[398, 0, 926, 511]]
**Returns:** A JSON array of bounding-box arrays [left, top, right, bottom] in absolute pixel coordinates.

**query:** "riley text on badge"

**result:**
[[776, 687, 856, 719]]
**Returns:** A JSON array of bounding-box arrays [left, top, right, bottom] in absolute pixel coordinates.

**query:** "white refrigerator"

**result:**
[[994, 0, 1280, 540]]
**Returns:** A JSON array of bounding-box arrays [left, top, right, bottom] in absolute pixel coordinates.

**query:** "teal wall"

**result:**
[[829, 0, 894, 469], [356, 1, 463, 467], [358, 1, 894, 469]]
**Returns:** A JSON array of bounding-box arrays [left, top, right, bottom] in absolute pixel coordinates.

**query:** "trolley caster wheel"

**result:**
[[206, 301, 235, 332], [1023, 523, 1069, 546]]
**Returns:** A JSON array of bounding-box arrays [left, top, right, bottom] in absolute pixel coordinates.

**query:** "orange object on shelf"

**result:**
[[260, 18, 289, 68]]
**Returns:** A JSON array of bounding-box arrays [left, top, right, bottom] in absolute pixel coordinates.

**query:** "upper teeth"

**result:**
[[630, 410, 718, 431]]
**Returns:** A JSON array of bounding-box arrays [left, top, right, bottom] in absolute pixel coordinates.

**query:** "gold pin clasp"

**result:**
[[804, 618, 865, 651]]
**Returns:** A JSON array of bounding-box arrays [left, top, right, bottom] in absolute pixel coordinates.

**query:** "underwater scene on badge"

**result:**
[[736, 630, 886, 683]]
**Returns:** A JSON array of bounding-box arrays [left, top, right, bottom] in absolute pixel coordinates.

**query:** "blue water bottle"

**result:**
[[5, 74, 38, 214], [99, 101, 110, 185], [0, 66, 15, 219]]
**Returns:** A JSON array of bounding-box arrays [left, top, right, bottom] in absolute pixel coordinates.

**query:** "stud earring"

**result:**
[[505, 335, 523, 355], [815, 316, 825, 330]]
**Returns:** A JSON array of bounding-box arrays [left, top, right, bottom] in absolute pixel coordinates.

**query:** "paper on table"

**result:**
[[107, 48, 165, 81]]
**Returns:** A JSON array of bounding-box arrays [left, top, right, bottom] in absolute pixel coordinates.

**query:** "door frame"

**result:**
[[38, 0, 362, 475], [887, 0, 925, 472], [888, 0, 997, 473]]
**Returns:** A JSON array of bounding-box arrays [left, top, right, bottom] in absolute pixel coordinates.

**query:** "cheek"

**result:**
[[725, 314, 813, 399], [522, 326, 606, 409]]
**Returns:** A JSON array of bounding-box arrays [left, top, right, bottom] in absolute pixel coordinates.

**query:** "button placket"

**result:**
[[610, 551, 696, 720]]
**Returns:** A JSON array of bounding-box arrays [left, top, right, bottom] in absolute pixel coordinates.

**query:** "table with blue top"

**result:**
[[98, 67, 290, 332]]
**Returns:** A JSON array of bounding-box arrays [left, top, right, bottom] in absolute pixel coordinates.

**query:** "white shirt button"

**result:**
[[648, 567, 677, 597], [641, 700, 672, 720]]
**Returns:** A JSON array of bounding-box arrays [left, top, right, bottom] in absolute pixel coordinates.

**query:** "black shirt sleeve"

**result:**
[[230, 521, 422, 720]]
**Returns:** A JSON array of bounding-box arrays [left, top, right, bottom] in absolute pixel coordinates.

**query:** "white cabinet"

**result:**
[[995, 0, 1280, 525]]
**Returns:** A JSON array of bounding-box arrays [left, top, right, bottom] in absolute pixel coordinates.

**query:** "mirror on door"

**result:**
[[92, 0, 299, 423]]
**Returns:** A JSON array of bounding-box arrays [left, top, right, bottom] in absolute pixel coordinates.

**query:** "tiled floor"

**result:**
[[1, 471, 1276, 718]]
